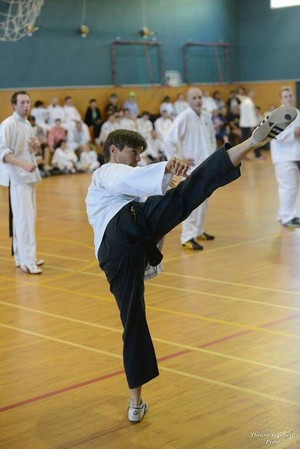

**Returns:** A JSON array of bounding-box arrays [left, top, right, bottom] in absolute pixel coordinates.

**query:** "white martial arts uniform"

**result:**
[[30, 106, 50, 132], [0, 112, 41, 265], [47, 104, 65, 126], [80, 150, 100, 173], [118, 117, 137, 131], [165, 106, 216, 244], [52, 146, 78, 172], [97, 121, 118, 146], [202, 96, 218, 115], [239, 97, 259, 129], [136, 118, 158, 161], [63, 105, 82, 131], [154, 117, 173, 143], [270, 109, 300, 223], [173, 99, 189, 116], [160, 102, 175, 117], [67, 122, 90, 151], [86, 162, 172, 279]]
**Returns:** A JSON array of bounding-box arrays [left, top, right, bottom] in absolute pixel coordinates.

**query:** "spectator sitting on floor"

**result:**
[[105, 93, 121, 119], [63, 96, 82, 131], [154, 110, 173, 144], [79, 143, 100, 173], [160, 96, 175, 119], [47, 118, 67, 153], [212, 108, 229, 144], [173, 93, 188, 116], [97, 113, 119, 146], [30, 100, 50, 133], [119, 108, 137, 131], [52, 139, 78, 174], [123, 91, 140, 118], [47, 96, 65, 126], [67, 120, 91, 152]]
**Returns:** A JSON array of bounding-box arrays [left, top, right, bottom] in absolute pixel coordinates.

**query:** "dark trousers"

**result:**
[[98, 145, 241, 389]]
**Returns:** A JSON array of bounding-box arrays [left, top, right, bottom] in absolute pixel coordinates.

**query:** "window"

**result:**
[[271, 0, 300, 8]]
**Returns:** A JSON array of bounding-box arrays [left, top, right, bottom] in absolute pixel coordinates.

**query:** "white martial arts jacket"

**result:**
[[239, 97, 258, 128], [47, 104, 65, 125], [270, 109, 300, 163], [164, 107, 216, 171], [0, 112, 41, 186], [86, 162, 172, 275]]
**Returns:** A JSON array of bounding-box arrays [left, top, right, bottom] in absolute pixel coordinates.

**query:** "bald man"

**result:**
[[165, 87, 217, 250]]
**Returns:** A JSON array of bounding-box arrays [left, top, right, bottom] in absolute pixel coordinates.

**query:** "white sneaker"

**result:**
[[251, 105, 297, 147], [16, 259, 45, 268], [20, 263, 42, 275], [128, 402, 148, 423]]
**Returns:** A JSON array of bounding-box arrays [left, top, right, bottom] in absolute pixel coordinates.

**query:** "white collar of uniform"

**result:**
[[13, 111, 27, 122]]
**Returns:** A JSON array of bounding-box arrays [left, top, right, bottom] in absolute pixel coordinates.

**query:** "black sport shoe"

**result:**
[[182, 238, 204, 250], [251, 105, 297, 147], [198, 232, 215, 241], [283, 217, 300, 227]]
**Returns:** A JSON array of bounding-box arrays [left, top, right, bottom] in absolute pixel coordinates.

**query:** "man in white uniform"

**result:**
[[0, 91, 44, 274], [47, 96, 65, 126], [270, 86, 300, 226], [165, 87, 217, 250], [85, 106, 296, 423]]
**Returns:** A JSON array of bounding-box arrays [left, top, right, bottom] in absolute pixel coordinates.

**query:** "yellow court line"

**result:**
[[149, 303, 300, 339], [0, 323, 122, 360], [40, 261, 98, 283], [0, 251, 92, 264], [163, 231, 290, 263], [147, 281, 300, 312], [37, 210, 86, 222], [0, 275, 299, 340], [160, 366, 300, 408], [38, 237, 94, 251], [1, 322, 299, 408], [162, 271, 300, 297], [0, 285, 20, 292], [1, 300, 300, 376]]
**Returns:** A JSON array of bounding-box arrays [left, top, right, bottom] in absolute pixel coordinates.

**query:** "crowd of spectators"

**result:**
[[29, 87, 274, 177]]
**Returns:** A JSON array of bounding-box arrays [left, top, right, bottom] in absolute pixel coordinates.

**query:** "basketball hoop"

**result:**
[[0, 0, 44, 41]]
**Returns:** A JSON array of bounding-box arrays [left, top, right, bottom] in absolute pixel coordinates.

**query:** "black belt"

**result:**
[[127, 202, 163, 267], [8, 185, 14, 255]]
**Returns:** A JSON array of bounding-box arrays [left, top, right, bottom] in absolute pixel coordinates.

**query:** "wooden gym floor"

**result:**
[[0, 152, 299, 448]]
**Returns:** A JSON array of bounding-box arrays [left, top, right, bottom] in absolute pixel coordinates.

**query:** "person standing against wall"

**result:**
[[0, 91, 44, 274], [270, 86, 300, 227], [165, 87, 217, 250], [239, 89, 263, 159]]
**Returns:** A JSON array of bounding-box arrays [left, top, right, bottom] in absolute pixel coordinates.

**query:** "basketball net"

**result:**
[[0, 0, 44, 41]]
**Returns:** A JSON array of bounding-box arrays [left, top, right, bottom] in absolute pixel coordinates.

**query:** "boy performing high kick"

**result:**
[[85, 105, 296, 423]]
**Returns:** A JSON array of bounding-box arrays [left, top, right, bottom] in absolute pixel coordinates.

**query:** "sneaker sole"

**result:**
[[252, 105, 297, 144]]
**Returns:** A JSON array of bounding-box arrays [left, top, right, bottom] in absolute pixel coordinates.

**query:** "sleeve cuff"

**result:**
[[0, 149, 12, 163]]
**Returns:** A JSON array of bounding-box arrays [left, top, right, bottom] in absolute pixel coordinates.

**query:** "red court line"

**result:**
[[1, 314, 298, 414], [261, 312, 300, 328], [200, 329, 252, 348], [0, 349, 189, 413], [158, 349, 191, 362], [0, 369, 124, 413], [200, 312, 299, 349]]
